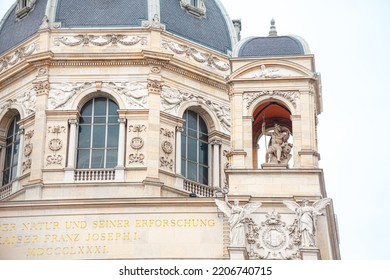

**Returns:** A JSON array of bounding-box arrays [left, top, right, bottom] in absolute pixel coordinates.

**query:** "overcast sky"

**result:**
[[1, 0, 389, 260]]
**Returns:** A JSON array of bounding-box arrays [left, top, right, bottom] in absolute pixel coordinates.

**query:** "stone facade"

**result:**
[[0, 0, 340, 260]]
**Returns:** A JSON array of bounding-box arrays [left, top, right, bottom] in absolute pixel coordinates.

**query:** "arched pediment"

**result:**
[[229, 60, 314, 81]]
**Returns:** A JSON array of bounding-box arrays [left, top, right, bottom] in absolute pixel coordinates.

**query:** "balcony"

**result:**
[[74, 169, 116, 181], [183, 179, 214, 197]]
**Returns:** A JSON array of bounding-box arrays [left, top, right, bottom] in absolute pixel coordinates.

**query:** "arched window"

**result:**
[[181, 110, 209, 185], [2, 115, 20, 186], [76, 97, 119, 169]]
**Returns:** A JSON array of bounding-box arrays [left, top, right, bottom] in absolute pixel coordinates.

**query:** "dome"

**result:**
[[0, 0, 236, 55], [233, 20, 310, 58]]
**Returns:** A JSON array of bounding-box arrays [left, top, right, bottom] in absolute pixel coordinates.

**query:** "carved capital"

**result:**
[[210, 139, 222, 146], [118, 118, 127, 124], [68, 119, 78, 126], [33, 80, 50, 95], [176, 126, 184, 133], [147, 79, 163, 94]]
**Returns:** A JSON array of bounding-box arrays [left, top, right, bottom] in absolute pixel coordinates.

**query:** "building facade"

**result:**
[[0, 0, 340, 259]]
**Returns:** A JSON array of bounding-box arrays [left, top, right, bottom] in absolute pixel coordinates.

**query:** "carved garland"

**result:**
[[0, 41, 39, 73], [128, 124, 146, 165], [22, 130, 34, 172], [162, 39, 230, 71], [159, 128, 174, 171], [244, 91, 300, 109], [46, 126, 66, 166], [53, 35, 147, 47]]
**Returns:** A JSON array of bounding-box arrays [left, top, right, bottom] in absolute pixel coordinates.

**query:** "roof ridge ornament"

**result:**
[[268, 18, 278, 37]]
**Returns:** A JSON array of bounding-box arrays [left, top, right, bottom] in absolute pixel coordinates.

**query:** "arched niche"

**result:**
[[252, 101, 293, 168]]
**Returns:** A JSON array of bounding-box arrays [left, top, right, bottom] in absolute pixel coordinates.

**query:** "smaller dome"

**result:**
[[233, 19, 310, 58]]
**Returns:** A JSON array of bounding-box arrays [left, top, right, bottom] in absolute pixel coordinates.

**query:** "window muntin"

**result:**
[[181, 110, 209, 185], [77, 97, 119, 169], [2, 115, 20, 186]]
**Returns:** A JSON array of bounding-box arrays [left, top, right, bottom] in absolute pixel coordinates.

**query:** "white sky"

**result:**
[[1, 0, 389, 260]]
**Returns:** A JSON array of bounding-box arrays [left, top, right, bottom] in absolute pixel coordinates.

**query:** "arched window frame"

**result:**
[[76, 97, 120, 170], [181, 109, 210, 186], [1, 114, 21, 186]]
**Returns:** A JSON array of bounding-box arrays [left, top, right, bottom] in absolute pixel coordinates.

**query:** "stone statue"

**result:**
[[215, 198, 261, 247], [262, 122, 292, 164], [283, 198, 331, 248]]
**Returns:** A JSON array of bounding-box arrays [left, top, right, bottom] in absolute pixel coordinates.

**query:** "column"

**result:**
[[16, 129, 25, 178], [116, 118, 126, 168], [67, 119, 78, 169], [211, 139, 222, 189], [175, 126, 183, 175]]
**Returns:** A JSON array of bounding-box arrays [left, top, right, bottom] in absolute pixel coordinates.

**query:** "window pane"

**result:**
[[187, 161, 197, 182], [93, 116, 106, 124], [188, 128, 197, 138], [106, 149, 117, 168], [81, 100, 92, 116], [91, 149, 105, 168], [108, 99, 119, 115], [11, 141, 20, 165], [2, 169, 10, 185], [107, 125, 119, 148], [199, 117, 208, 134], [199, 166, 208, 185], [199, 142, 208, 166], [181, 133, 186, 158], [94, 98, 107, 115], [77, 149, 90, 169], [92, 125, 106, 148], [79, 116, 91, 124], [188, 138, 197, 161], [181, 159, 186, 177], [187, 110, 197, 131], [78, 125, 91, 148]]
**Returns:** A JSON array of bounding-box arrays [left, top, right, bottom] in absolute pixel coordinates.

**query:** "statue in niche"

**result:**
[[215, 197, 261, 247], [262, 122, 292, 164], [283, 198, 331, 248]]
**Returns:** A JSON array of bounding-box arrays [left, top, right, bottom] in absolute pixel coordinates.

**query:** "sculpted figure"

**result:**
[[215, 197, 261, 247], [262, 122, 292, 164], [283, 198, 331, 248]]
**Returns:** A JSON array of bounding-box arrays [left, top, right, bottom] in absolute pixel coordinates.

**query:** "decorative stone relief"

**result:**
[[46, 125, 66, 166], [128, 124, 146, 165], [215, 198, 261, 247], [161, 86, 231, 133], [245, 210, 300, 260], [106, 82, 147, 109], [283, 198, 331, 248], [162, 40, 230, 71], [244, 91, 299, 109], [159, 128, 174, 171], [22, 130, 34, 172], [142, 14, 165, 29], [0, 41, 39, 73], [48, 82, 93, 110], [53, 35, 147, 47], [0, 88, 37, 117], [39, 15, 49, 29]]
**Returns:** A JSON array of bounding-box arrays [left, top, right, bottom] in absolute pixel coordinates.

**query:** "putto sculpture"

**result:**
[[283, 198, 331, 248], [215, 197, 261, 247]]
